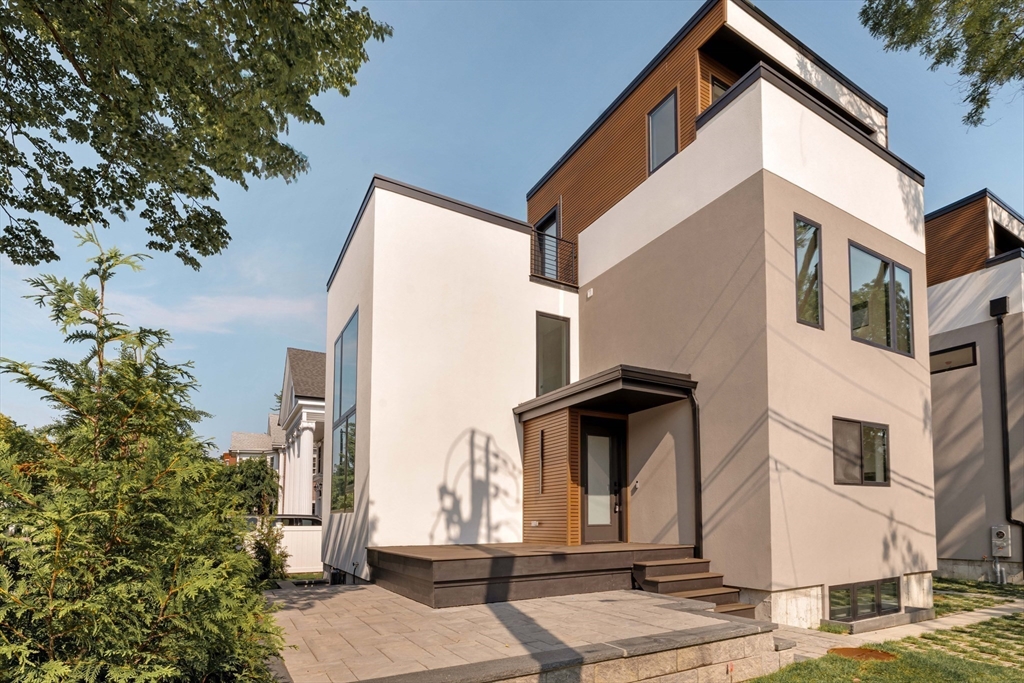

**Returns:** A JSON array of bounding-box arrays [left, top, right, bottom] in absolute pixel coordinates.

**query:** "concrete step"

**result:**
[[666, 586, 741, 605], [631, 545, 695, 563], [714, 602, 756, 619], [641, 571, 724, 594], [633, 558, 711, 582]]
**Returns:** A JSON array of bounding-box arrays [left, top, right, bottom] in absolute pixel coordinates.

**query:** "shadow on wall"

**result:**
[[429, 428, 522, 545], [322, 475, 378, 580]]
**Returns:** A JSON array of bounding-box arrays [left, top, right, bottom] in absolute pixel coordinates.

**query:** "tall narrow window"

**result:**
[[833, 418, 889, 486], [332, 310, 358, 513], [795, 217, 822, 327], [535, 209, 559, 281], [849, 243, 913, 355], [537, 313, 569, 396], [648, 91, 677, 173]]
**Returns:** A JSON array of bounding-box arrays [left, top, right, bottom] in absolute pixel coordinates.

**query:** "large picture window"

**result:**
[[795, 217, 822, 328], [537, 313, 569, 396], [833, 418, 889, 486], [849, 243, 913, 355], [332, 310, 358, 513]]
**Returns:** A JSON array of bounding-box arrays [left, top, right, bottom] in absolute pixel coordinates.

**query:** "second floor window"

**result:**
[[536, 209, 559, 281], [833, 418, 889, 486], [648, 91, 677, 173], [849, 243, 913, 355], [795, 217, 822, 327], [537, 313, 569, 396], [332, 309, 358, 514]]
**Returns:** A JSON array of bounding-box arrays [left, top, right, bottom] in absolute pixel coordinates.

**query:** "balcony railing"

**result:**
[[531, 231, 577, 287]]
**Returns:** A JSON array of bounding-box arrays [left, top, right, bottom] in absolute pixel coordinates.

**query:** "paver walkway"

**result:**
[[268, 584, 743, 682], [776, 598, 1024, 662]]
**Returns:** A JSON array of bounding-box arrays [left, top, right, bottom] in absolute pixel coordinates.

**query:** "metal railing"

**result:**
[[531, 231, 577, 287]]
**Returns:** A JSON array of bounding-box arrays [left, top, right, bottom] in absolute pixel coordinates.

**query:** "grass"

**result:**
[[286, 572, 324, 581], [817, 622, 850, 634], [934, 577, 1024, 600], [753, 641, 1024, 682], [756, 612, 1024, 682], [933, 591, 1009, 617]]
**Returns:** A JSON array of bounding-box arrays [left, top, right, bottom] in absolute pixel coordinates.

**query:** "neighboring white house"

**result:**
[[278, 348, 326, 518]]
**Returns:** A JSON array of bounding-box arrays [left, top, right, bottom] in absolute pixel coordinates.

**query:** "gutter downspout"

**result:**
[[990, 298, 1024, 540], [690, 390, 704, 560]]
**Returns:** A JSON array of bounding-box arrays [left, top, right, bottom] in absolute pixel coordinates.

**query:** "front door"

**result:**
[[581, 417, 625, 543]]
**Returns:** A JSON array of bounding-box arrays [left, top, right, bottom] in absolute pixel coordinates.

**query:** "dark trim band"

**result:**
[[925, 188, 1024, 227], [327, 175, 532, 289], [697, 62, 923, 185]]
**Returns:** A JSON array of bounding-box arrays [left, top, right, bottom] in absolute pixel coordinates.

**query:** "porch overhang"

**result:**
[[513, 365, 697, 422]]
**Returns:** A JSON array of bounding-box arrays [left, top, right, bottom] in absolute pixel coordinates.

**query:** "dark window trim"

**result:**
[[710, 75, 730, 103], [829, 577, 901, 622], [536, 312, 571, 398], [848, 240, 915, 358], [535, 204, 560, 237], [647, 90, 679, 175], [833, 417, 891, 487], [794, 214, 824, 330], [333, 308, 359, 430], [930, 342, 978, 375]]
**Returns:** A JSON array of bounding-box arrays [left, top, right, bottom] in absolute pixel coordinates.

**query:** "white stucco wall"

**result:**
[[324, 185, 580, 577], [929, 258, 1024, 336], [726, 0, 889, 147]]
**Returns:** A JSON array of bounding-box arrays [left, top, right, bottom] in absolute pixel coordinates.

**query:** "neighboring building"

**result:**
[[321, 0, 937, 628], [927, 189, 1024, 584], [278, 348, 327, 517], [228, 418, 283, 467]]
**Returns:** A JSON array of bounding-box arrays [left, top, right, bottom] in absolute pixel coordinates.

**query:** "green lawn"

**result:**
[[754, 641, 1024, 682], [934, 577, 1024, 600], [286, 572, 324, 581], [933, 591, 1010, 617]]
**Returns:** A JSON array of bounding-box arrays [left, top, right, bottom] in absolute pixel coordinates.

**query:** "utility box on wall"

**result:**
[[992, 525, 1012, 558]]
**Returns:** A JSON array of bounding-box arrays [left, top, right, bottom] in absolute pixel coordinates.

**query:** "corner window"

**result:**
[[537, 313, 569, 396], [332, 310, 358, 513], [795, 217, 822, 328], [648, 91, 677, 173], [849, 243, 913, 355], [833, 418, 889, 486], [930, 343, 977, 374], [829, 578, 900, 621], [711, 76, 729, 104]]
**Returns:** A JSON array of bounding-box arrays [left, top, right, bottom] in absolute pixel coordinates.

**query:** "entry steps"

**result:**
[[632, 552, 756, 619]]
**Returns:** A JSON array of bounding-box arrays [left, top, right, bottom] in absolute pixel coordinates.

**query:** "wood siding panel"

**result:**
[[699, 53, 739, 112], [925, 197, 990, 286], [522, 410, 572, 544], [568, 411, 581, 546], [526, 0, 727, 245]]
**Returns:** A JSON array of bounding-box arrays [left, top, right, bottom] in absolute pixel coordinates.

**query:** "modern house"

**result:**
[[278, 348, 327, 518], [321, 0, 938, 628], [926, 189, 1024, 584]]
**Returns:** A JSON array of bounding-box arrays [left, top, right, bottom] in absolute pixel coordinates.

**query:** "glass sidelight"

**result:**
[[581, 417, 625, 543], [586, 435, 612, 525]]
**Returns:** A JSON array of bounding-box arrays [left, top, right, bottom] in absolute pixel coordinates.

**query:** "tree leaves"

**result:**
[[0, 238, 284, 681], [860, 0, 1024, 125], [0, 1, 391, 267]]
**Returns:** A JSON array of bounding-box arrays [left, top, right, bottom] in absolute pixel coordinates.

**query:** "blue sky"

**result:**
[[2, 0, 1022, 452]]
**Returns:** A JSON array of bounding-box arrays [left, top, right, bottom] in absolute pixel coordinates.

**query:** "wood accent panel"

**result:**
[[526, 0, 727, 246], [699, 53, 739, 113], [522, 409, 572, 544], [925, 196, 990, 286], [568, 411, 581, 546]]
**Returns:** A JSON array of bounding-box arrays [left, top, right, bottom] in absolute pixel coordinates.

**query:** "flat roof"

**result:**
[[924, 188, 1024, 226], [327, 175, 532, 289], [525, 0, 887, 201]]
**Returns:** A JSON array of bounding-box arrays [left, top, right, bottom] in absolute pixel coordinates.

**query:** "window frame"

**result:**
[[536, 311, 571, 397], [930, 342, 977, 375], [534, 205, 561, 281], [647, 90, 679, 175], [829, 577, 901, 622], [794, 214, 824, 330], [710, 75, 730, 104], [848, 240, 915, 357], [331, 308, 359, 514], [833, 417, 891, 487]]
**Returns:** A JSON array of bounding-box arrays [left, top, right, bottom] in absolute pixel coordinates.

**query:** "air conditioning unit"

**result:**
[[992, 525, 1012, 558]]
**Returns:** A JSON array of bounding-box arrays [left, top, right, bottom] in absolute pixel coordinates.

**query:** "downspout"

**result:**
[[689, 389, 704, 560], [989, 297, 1024, 540]]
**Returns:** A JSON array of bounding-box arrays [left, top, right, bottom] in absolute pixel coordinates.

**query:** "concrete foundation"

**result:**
[[737, 586, 823, 629], [902, 571, 934, 608], [937, 558, 1024, 584]]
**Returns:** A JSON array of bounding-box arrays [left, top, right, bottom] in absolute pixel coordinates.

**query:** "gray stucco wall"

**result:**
[[580, 172, 773, 589], [931, 315, 1024, 565]]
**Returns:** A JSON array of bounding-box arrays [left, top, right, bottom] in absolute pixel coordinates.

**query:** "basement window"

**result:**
[[833, 418, 889, 486], [648, 90, 678, 173], [830, 578, 900, 621]]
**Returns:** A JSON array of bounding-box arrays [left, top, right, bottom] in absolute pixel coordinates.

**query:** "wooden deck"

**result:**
[[366, 542, 695, 608]]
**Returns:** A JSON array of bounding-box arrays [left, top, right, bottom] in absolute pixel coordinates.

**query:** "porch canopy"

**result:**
[[513, 364, 697, 421]]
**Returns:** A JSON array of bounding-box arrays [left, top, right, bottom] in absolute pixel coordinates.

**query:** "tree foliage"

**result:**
[[0, 1, 391, 268], [0, 231, 283, 681], [860, 0, 1024, 125], [221, 458, 279, 518]]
